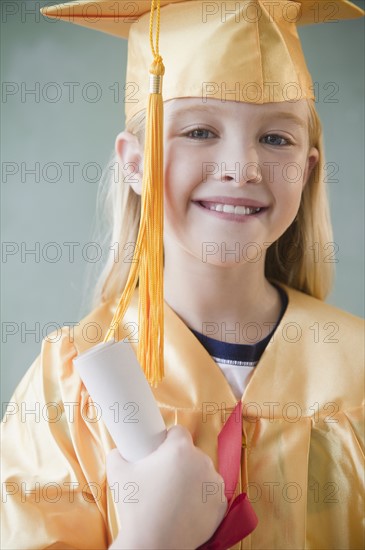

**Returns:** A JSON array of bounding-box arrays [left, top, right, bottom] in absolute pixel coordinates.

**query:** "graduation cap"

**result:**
[[41, 0, 364, 385]]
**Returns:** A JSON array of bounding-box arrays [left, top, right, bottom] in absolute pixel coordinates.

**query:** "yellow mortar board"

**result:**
[[40, 0, 364, 385], [42, 1, 364, 123], [41, 0, 364, 36]]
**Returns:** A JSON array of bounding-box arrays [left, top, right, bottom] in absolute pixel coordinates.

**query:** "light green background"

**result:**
[[1, 1, 364, 405]]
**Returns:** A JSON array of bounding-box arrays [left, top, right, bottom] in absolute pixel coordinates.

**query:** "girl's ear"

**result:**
[[115, 131, 143, 195], [303, 146, 319, 189]]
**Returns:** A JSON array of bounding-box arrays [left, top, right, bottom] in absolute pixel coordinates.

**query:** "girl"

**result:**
[[2, 1, 364, 549]]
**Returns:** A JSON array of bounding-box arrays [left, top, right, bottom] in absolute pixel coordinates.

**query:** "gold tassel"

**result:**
[[104, 0, 165, 386]]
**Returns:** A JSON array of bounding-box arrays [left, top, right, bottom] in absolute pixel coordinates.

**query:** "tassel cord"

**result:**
[[104, 0, 165, 386]]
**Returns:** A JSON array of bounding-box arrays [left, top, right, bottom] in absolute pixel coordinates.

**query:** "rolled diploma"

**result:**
[[73, 340, 167, 462]]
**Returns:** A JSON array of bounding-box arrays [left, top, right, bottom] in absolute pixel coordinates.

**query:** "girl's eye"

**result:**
[[261, 134, 290, 146], [186, 128, 216, 140]]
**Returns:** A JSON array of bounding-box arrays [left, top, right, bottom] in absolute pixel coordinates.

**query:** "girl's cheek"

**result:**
[[274, 155, 308, 186]]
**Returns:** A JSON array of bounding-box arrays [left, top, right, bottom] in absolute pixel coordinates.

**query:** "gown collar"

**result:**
[[123, 283, 296, 410]]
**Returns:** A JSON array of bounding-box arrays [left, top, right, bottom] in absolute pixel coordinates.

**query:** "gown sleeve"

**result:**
[[1, 327, 113, 550]]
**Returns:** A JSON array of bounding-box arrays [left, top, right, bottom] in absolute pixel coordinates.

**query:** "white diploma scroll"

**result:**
[[73, 340, 167, 462]]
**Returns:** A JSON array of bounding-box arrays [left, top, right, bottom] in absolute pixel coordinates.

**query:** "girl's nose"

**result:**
[[220, 161, 262, 187]]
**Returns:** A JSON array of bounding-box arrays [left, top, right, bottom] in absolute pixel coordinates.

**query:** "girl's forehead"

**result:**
[[164, 98, 310, 122]]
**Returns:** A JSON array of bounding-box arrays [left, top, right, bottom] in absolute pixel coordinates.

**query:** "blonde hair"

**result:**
[[89, 111, 145, 310], [90, 100, 333, 310], [265, 101, 333, 299]]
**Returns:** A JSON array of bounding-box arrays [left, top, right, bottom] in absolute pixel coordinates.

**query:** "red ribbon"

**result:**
[[197, 402, 258, 550]]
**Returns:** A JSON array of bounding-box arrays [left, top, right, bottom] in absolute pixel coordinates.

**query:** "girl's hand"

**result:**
[[107, 425, 227, 549]]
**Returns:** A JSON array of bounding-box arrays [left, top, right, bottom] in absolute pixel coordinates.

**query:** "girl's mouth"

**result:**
[[194, 201, 267, 221]]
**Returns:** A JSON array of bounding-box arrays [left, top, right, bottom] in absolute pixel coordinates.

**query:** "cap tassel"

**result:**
[[104, 0, 165, 386]]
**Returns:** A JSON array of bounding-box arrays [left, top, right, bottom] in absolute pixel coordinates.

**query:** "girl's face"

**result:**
[[161, 98, 318, 267]]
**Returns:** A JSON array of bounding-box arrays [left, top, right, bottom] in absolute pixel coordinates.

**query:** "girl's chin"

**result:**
[[165, 238, 270, 268]]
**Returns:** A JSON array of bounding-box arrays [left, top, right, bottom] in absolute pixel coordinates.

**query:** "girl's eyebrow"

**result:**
[[167, 104, 219, 120], [266, 112, 307, 129]]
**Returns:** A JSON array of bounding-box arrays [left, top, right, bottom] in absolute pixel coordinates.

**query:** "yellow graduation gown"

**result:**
[[1, 285, 364, 549]]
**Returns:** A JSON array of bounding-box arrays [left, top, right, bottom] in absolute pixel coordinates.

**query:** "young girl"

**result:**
[[2, 1, 364, 549]]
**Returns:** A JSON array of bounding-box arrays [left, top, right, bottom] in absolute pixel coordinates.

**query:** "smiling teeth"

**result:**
[[208, 204, 261, 215]]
